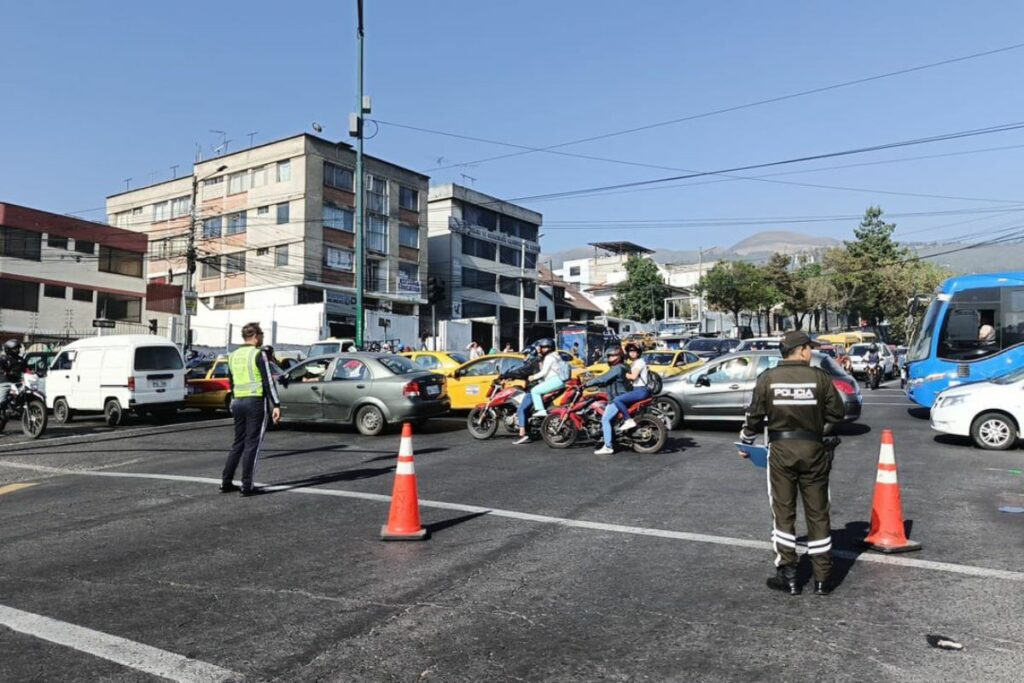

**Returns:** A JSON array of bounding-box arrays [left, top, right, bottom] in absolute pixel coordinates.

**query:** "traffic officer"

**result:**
[[740, 330, 845, 595], [221, 323, 280, 496]]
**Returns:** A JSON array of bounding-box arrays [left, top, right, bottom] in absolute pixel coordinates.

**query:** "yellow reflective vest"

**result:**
[[229, 346, 264, 398]]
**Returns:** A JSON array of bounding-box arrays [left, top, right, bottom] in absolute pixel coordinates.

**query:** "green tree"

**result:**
[[697, 261, 764, 327], [610, 256, 671, 322]]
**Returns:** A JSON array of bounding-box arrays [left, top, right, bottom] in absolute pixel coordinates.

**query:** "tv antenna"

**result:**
[[170, 164, 179, 179], [246, 131, 258, 147], [460, 173, 477, 186], [312, 122, 323, 133], [124, 178, 132, 191], [209, 129, 230, 156]]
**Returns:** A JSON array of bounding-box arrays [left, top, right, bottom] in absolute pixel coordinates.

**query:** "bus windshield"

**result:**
[[908, 299, 942, 362]]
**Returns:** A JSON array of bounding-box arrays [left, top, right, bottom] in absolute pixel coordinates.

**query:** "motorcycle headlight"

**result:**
[[937, 394, 967, 408]]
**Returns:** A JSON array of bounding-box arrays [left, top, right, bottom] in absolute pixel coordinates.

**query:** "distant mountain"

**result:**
[[729, 230, 839, 256]]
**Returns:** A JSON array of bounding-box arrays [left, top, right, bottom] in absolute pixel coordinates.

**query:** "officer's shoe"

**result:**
[[766, 567, 801, 596], [239, 486, 264, 497], [813, 580, 832, 596], [220, 482, 240, 493]]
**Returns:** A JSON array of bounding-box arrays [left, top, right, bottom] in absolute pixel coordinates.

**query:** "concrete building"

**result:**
[[536, 265, 603, 325], [0, 202, 151, 343], [427, 184, 542, 350], [105, 133, 430, 348]]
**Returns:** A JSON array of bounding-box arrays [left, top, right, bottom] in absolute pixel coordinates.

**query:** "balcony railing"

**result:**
[[365, 275, 388, 292]]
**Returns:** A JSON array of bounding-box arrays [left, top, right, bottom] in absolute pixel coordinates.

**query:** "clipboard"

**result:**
[[735, 442, 768, 469]]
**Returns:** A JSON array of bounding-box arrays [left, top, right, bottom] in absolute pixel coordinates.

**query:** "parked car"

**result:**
[[847, 342, 896, 379], [45, 335, 186, 426], [652, 349, 862, 429], [585, 349, 705, 379], [276, 353, 449, 435], [401, 350, 469, 373], [684, 337, 740, 360], [930, 366, 1024, 450], [184, 355, 285, 412], [308, 337, 357, 358], [733, 337, 782, 352]]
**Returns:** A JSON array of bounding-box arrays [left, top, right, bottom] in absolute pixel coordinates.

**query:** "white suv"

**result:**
[[931, 367, 1024, 449], [847, 343, 895, 379]]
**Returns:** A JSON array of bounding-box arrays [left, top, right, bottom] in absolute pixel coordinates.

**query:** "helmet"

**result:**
[[535, 338, 555, 353], [3, 339, 22, 357], [624, 342, 641, 355], [869, 344, 878, 352], [605, 345, 624, 365]]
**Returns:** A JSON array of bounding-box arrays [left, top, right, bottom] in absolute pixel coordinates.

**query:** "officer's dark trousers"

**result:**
[[222, 397, 268, 490], [766, 441, 833, 581]]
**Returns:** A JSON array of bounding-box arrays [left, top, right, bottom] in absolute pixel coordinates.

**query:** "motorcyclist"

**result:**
[[615, 343, 652, 432], [865, 344, 882, 387], [513, 339, 566, 445], [584, 345, 629, 455], [0, 339, 28, 413]]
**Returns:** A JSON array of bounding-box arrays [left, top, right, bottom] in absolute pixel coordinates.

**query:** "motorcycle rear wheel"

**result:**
[[629, 416, 666, 454], [541, 414, 577, 449], [467, 407, 499, 440], [21, 399, 47, 439]]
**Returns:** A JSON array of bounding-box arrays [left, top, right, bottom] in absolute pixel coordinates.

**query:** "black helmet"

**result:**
[[624, 342, 641, 355], [605, 345, 624, 364], [3, 339, 22, 357], [870, 343, 878, 352], [536, 338, 555, 353]]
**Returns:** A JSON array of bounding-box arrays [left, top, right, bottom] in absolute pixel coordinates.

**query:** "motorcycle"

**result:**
[[466, 377, 580, 440], [0, 372, 48, 439], [540, 384, 667, 454], [865, 358, 882, 391]]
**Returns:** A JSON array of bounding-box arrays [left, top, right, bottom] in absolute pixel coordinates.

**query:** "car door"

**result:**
[[321, 358, 370, 422], [73, 349, 105, 411], [411, 353, 441, 373], [689, 355, 756, 417], [449, 357, 504, 409], [46, 350, 77, 408], [277, 357, 332, 422]]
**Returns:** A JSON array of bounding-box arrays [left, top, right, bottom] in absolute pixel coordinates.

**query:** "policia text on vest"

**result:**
[[739, 331, 845, 596], [221, 323, 281, 497]]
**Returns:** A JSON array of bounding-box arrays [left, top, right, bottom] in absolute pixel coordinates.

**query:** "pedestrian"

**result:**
[[488, 344, 498, 355], [221, 322, 281, 497], [571, 342, 580, 359], [739, 330, 845, 595], [502, 342, 514, 353], [467, 341, 484, 360]]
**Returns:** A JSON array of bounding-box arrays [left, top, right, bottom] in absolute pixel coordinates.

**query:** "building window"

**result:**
[[251, 165, 268, 188], [203, 176, 223, 188], [323, 203, 354, 232], [523, 281, 536, 299], [212, 293, 245, 310], [462, 267, 496, 292], [256, 248, 269, 256], [499, 216, 539, 242], [461, 301, 496, 318], [72, 288, 93, 302], [297, 287, 322, 304], [569, 265, 581, 277], [366, 214, 388, 254], [170, 196, 191, 218], [324, 162, 353, 191], [96, 293, 142, 322], [325, 246, 354, 272], [0, 226, 42, 261], [366, 259, 386, 292], [525, 251, 537, 269], [461, 235, 496, 260], [398, 224, 419, 249], [226, 211, 247, 235], [399, 186, 418, 211], [44, 284, 66, 299], [463, 203, 498, 230], [200, 257, 221, 279], [153, 201, 169, 221], [276, 159, 291, 182], [0, 278, 39, 311], [366, 175, 388, 214], [154, 235, 186, 259], [47, 234, 69, 250], [257, 205, 269, 216], [223, 252, 246, 275], [74, 240, 95, 255], [499, 245, 521, 268], [132, 207, 143, 216], [275, 244, 289, 267], [110, 212, 130, 228], [202, 216, 222, 239], [276, 202, 290, 225], [99, 246, 144, 278], [228, 171, 247, 195], [397, 262, 420, 294], [499, 275, 519, 296]]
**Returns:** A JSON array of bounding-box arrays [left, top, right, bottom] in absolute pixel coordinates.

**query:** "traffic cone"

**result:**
[[863, 429, 921, 553], [380, 422, 428, 541]]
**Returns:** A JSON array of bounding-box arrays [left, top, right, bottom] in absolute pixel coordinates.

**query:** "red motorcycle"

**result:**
[[467, 377, 581, 440], [540, 384, 666, 453]]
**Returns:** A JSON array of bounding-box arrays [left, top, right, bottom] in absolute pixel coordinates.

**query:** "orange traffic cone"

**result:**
[[863, 429, 921, 553], [381, 422, 428, 541]]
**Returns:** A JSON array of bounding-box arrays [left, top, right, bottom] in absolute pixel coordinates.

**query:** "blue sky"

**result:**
[[4, 1, 1024, 254]]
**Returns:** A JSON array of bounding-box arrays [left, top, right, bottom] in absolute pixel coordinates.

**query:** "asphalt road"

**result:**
[[2, 382, 1023, 682]]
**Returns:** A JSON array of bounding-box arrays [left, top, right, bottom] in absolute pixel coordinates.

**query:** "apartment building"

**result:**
[[0, 202, 150, 342], [105, 133, 429, 347], [427, 184, 542, 350]]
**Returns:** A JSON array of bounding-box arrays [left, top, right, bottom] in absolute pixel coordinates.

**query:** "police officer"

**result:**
[[740, 330, 845, 595], [221, 323, 281, 496], [0, 339, 28, 414]]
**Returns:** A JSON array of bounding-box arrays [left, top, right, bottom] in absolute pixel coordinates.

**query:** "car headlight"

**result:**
[[937, 394, 967, 408]]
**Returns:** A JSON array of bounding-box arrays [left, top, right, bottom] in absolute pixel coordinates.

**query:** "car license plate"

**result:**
[[426, 385, 440, 396], [153, 380, 167, 389]]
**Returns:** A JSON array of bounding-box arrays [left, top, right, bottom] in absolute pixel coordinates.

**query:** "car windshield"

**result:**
[[378, 355, 416, 375], [849, 344, 871, 357], [686, 339, 718, 351], [643, 352, 675, 365], [908, 299, 941, 362], [448, 352, 468, 364], [308, 343, 339, 358], [992, 366, 1024, 385], [135, 346, 183, 371]]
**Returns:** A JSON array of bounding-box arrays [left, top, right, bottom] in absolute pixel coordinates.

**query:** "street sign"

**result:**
[[92, 319, 116, 329], [378, 318, 391, 328]]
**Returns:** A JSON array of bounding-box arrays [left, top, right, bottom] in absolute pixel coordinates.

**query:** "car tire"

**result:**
[[104, 399, 124, 427], [355, 405, 386, 436], [652, 396, 682, 430], [971, 412, 1018, 450], [52, 398, 74, 424]]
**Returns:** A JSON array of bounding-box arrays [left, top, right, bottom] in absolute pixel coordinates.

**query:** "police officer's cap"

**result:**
[[780, 330, 819, 356]]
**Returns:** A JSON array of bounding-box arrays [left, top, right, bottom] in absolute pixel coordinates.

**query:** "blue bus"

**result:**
[[905, 272, 1024, 407]]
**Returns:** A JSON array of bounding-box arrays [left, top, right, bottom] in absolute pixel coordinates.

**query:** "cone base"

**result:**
[[380, 525, 428, 542], [862, 538, 922, 554]]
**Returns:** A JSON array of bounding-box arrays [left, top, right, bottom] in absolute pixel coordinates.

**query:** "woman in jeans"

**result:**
[[615, 343, 652, 432], [513, 338, 564, 444], [584, 345, 629, 455]]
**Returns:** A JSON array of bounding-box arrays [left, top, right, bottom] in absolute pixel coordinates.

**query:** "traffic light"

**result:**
[[427, 277, 446, 304], [148, 319, 159, 335]]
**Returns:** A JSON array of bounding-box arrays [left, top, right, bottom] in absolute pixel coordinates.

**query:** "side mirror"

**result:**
[[695, 374, 711, 387]]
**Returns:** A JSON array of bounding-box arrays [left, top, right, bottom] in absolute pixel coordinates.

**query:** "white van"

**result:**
[[46, 335, 186, 426]]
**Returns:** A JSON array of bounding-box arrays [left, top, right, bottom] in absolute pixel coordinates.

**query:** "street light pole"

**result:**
[[184, 163, 227, 352], [518, 238, 526, 351], [353, 0, 367, 348]]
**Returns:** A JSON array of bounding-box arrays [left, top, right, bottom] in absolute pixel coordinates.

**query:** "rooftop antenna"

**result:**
[[210, 129, 229, 156], [194, 142, 203, 162], [312, 122, 323, 133], [170, 164, 179, 179], [460, 173, 477, 186], [246, 131, 258, 147], [124, 178, 132, 191]]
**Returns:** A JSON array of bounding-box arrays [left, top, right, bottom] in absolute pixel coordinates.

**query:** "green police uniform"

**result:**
[[742, 348, 845, 589]]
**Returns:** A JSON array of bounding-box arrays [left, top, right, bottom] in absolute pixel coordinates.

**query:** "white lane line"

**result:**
[[4, 462, 1023, 583], [0, 604, 241, 683]]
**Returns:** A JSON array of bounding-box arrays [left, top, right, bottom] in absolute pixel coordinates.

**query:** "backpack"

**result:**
[[555, 356, 572, 382], [644, 369, 663, 395]]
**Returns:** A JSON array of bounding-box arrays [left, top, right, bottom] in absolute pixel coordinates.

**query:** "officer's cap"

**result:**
[[780, 330, 819, 356]]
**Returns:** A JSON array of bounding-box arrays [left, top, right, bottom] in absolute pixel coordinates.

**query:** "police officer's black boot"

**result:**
[[766, 566, 800, 595], [813, 579, 832, 596]]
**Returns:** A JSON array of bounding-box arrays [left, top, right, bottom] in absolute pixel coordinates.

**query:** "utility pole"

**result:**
[[352, 0, 368, 348], [184, 164, 227, 351], [697, 246, 704, 334], [518, 238, 526, 351]]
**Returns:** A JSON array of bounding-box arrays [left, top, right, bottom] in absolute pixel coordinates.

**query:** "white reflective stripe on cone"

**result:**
[[876, 469, 899, 484], [395, 461, 416, 475], [878, 443, 896, 465], [399, 437, 413, 457]]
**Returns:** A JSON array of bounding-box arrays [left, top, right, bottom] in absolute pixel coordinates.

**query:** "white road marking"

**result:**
[[4, 461, 1023, 582], [0, 604, 241, 682]]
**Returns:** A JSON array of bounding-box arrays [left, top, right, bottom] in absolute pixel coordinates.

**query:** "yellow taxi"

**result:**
[[584, 349, 705, 379], [185, 357, 233, 411], [444, 352, 587, 410], [400, 350, 470, 374]]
